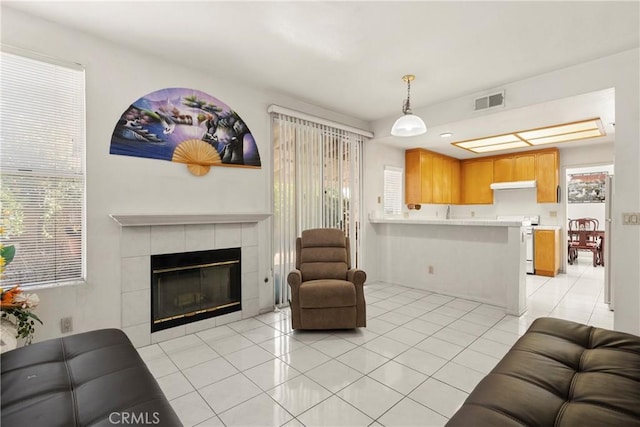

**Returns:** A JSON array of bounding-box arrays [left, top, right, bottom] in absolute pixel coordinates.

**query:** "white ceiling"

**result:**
[[3, 1, 639, 157]]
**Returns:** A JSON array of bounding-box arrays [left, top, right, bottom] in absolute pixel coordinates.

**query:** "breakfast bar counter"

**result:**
[[369, 217, 527, 315], [369, 217, 524, 227]]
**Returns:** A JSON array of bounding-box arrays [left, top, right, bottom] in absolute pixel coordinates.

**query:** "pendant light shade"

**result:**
[[391, 114, 427, 137], [390, 74, 427, 137]]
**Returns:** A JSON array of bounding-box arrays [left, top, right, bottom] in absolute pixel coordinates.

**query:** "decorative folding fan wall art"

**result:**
[[109, 88, 261, 176]]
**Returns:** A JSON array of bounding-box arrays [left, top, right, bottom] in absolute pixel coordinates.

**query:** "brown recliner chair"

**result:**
[[287, 228, 366, 330]]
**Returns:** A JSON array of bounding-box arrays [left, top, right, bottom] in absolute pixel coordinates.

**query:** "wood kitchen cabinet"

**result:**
[[406, 147, 557, 206], [480, 149, 555, 203], [461, 158, 494, 204], [405, 149, 459, 205], [432, 155, 452, 204], [493, 156, 514, 183], [450, 158, 461, 204], [535, 148, 559, 203], [534, 228, 560, 277], [514, 153, 536, 181], [405, 149, 422, 205], [405, 149, 433, 204], [493, 152, 536, 183]]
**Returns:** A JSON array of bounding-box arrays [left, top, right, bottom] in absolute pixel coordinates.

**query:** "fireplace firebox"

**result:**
[[151, 248, 241, 332]]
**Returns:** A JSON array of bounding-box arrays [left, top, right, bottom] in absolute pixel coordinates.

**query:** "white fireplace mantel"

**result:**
[[110, 213, 271, 227]]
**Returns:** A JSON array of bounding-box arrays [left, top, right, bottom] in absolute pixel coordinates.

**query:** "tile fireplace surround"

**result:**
[[111, 214, 270, 348]]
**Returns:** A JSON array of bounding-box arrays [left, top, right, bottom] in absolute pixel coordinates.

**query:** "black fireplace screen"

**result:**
[[151, 248, 241, 332]]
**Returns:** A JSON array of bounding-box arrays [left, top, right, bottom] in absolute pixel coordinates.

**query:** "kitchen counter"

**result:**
[[532, 225, 562, 230], [369, 218, 527, 316], [369, 217, 525, 227]]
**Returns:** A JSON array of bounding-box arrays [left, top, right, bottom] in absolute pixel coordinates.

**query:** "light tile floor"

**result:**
[[140, 254, 612, 426]]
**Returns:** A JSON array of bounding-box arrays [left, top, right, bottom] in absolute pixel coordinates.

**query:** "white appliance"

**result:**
[[497, 215, 540, 274], [604, 174, 614, 310]]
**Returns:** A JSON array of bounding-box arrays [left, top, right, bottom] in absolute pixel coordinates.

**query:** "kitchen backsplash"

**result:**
[[406, 187, 562, 225]]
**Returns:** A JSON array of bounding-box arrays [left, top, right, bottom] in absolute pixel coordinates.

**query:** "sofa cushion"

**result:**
[[299, 279, 356, 308], [446, 317, 640, 427], [1, 328, 181, 427]]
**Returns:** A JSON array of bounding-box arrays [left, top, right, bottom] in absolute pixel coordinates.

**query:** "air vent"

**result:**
[[474, 91, 505, 111]]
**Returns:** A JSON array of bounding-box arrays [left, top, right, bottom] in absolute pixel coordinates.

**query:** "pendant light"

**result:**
[[391, 74, 427, 137]]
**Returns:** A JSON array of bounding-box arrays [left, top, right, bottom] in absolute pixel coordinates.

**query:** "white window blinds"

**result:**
[[0, 49, 86, 287], [272, 111, 365, 306], [384, 166, 403, 215]]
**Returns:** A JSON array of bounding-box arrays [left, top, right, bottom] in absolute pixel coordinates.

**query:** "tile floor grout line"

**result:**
[[157, 263, 610, 426]]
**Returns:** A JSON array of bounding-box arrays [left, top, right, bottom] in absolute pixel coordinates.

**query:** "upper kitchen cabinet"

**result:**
[[406, 147, 557, 206], [450, 158, 461, 204], [433, 155, 452, 204], [492, 152, 535, 183], [461, 158, 494, 204], [514, 153, 536, 181], [487, 149, 555, 203], [535, 148, 559, 203], [405, 149, 433, 204], [493, 156, 514, 183], [405, 149, 460, 205]]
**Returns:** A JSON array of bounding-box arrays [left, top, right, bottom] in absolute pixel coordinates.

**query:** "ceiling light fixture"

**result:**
[[440, 132, 453, 138], [452, 118, 604, 154], [391, 74, 427, 137]]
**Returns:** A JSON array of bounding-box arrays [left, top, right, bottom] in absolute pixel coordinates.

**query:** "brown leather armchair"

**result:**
[[287, 228, 366, 330]]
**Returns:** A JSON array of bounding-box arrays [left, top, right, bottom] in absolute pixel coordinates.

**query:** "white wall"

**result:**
[[0, 7, 369, 343], [367, 50, 639, 334], [362, 140, 405, 283]]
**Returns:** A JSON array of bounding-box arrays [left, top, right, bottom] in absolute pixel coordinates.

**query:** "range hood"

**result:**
[[490, 180, 537, 190]]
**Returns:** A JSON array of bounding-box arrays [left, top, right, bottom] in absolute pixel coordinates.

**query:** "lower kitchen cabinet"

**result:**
[[534, 229, 560, 277]]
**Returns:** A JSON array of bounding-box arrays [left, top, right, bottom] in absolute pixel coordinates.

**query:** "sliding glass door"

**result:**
[[272, 113, 364, 306]]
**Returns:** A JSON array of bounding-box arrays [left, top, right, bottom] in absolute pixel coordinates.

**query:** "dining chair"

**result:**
[[568, 218, 600, 266]]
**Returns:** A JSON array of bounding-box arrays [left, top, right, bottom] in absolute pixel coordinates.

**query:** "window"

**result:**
[[383, 166, 403, 215], [0, 48, 86, 288]]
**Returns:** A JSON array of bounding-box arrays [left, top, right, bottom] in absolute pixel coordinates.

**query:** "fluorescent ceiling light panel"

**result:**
[[517, 120, 598, 139], [526, 129, 603, 145], [472, 141, 530, 153], [456, 134, 520, 149], [452, 118, 604, 154]]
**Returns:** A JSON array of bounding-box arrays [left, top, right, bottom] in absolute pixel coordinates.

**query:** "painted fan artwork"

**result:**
[[110, 88, 261, 176]]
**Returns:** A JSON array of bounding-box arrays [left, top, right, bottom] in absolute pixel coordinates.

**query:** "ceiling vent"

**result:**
[[474, 91, 505, 111]]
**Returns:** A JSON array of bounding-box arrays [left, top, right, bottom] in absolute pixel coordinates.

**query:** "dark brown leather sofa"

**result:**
[[1, 328, 182, 427], [288, 228, 366, 330], [447, 317, 640, 426]]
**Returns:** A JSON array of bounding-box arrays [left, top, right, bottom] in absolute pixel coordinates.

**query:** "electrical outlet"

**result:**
[[471, 211, 475, 218], [623, 212, 640, 225], [377, 196, 381, 204], [61, 317, 73, 333], [428, 265, 434, 274], [549, 211, 557, 218]]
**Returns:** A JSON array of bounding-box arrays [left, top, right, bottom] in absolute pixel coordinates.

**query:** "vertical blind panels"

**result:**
[[271, 110, 365, 306]]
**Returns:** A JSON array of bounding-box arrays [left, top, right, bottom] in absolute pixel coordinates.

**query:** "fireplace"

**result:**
[[151, 248, 241, 332]]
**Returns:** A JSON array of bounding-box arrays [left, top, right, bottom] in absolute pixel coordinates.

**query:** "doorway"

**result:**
[[565, 164, 614, 312]]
